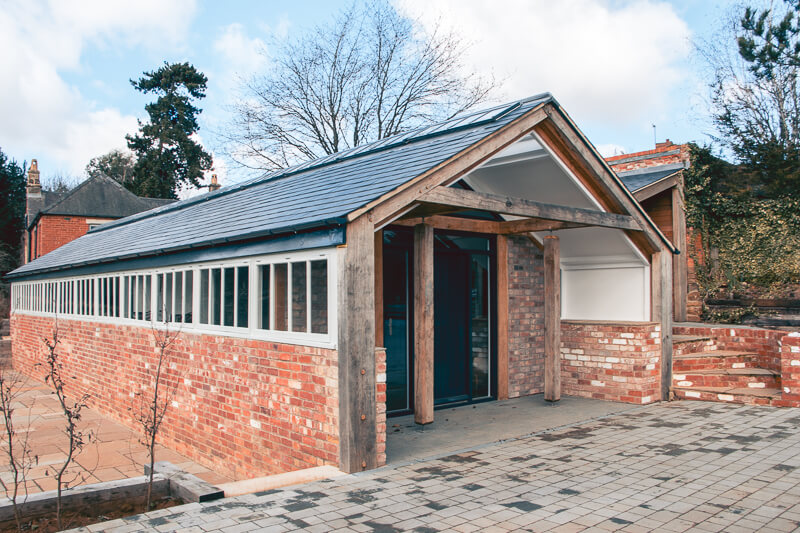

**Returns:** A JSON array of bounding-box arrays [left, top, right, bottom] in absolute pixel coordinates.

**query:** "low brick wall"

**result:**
[[11, 314, 340, 480], [561, 321, 661, 404], [776, 334, 800, 407]]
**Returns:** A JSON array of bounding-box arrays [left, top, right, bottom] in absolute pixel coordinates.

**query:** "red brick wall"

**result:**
[[561, 321, 661, 404], [673, 324, 783, 372], [31, 215, 93, 260], [375, 348, 387, 466], [11, 314, 341, 480], [507, 236, 545, 397]]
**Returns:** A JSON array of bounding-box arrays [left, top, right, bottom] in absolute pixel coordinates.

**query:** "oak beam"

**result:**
[[413, 223, 435, 425], [499, 219, 586, 234], [392, 215, 501, 234], [421, 187, 642, 231], [337, 215, 377, 472], [544, 235, 561, 402], [497, 235, 509, 400]]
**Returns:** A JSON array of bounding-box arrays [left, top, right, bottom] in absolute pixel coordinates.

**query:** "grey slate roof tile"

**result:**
[[617, 163, 684, 192], [9, 95, 552, 279]]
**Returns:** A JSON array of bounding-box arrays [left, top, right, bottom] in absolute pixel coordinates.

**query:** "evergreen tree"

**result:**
[[0, 148, 26, 271], [126, 62, 213, 199]]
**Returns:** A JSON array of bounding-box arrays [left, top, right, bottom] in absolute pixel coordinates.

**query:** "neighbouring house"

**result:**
[[23, 160, 174, 264], [606, 141, 696, 321], [8, 94, 678, 479]]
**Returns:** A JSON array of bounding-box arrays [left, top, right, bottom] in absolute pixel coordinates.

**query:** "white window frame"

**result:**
[[9, 247, 338, 349]]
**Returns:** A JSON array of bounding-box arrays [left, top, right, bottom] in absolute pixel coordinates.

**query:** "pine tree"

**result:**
[[0, 148, 26, 269], [126, 62, 213, 199]]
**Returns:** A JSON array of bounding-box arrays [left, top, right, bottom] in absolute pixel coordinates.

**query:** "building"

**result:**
[[8, 94, 676, 479], [23, 160, 173, 263], [606, 141, 693, 321]]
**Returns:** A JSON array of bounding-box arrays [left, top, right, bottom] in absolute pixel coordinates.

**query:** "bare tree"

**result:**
[[224, 0, 497, 170], [40, 323, 93, 531], [0, 371, 35, 532], [132, 323, 181, 511]]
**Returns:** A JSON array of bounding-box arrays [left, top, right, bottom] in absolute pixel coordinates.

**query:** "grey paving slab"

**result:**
[[69, 401, 800, 532]]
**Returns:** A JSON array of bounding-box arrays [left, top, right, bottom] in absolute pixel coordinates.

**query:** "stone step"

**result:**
[[673, 368, 779, 390], [673, 351, 761, 372], [673, 386, 781, 406]]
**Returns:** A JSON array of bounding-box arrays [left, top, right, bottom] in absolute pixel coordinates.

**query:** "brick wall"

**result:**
[[673, 324, 783, 372], [31, 215, 93, 260], [560, 321, 661, 404], [605, 141, 690, 173], [375, 348, 387, 466], [776, 333, 800, 407], [11, 314, 341, 480], [506, 236, 545, 398]]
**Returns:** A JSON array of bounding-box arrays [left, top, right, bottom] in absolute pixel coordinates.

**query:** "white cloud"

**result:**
[[595, 143, 628, 158], [0, 0, 196, 176], [396, 0, 691, 126], [213, 23, 268, 81]]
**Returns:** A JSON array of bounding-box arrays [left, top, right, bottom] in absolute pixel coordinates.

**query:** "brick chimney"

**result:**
[[27, 159, 41, 195], [655, 139, 674, 150], [208, 174, 221, 192]]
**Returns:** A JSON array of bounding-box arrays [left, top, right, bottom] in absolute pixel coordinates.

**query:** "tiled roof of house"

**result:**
[[616, 163, 685, 192], [9, 94, 553, 278]]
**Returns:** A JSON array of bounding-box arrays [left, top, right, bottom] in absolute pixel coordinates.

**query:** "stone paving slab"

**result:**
[[71, 401, 800, 532]]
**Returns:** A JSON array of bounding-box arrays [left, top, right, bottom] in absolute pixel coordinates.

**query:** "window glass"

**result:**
[[223, 267, 235, 327], [258, 265, 270, 329], [311, 260, 328, 334], [156, 274, 164, 322], [184, 270, 193, 323], [236, 266, 248, 328], [174, 272, 183, 323], [200, 269, 209, 324], [211, 268, 221, 326], [165, 272, 173, 322], [273, 263, 288, 331], [291, 262, 307, 332], [144, 275, 151, 321]]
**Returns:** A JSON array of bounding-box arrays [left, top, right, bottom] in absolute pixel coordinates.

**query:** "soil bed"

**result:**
[[1, 495, 182, 532]]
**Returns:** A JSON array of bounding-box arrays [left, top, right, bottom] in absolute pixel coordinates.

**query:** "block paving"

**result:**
[[75, 400, 800, 532]]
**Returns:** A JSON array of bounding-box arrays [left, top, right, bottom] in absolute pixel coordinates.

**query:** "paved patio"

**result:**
[[75, 400, 800, 532], [0, 372, 231, 495]]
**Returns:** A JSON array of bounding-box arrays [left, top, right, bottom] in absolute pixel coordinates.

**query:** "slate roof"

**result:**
[[617, 163, 684, 192], [9, 94, 553, 279], [32, 174, 173, 225]]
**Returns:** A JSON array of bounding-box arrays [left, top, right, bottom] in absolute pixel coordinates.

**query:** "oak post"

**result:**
[[544, 235, 561, 402], [496, 235, 509, 400], [652, 250, 674, 401], [414, 223, 434, 424], [375, 230, 384, 347], [672, 186, 688, 322], [337, 215, 377, 472]]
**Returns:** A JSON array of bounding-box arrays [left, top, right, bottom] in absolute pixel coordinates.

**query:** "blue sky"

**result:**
[[0, 0, 738, 192]]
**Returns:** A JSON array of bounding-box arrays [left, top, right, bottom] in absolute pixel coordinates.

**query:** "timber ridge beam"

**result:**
[[419, 187, 642, 232]]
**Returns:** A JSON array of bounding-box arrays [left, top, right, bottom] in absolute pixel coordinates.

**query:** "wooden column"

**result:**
[[413, 223, 434, 425], [652, 250, 674, 401], [544, 235, 561, 402], [337, 215, 377, 472], [496, 235, 509, 400], [374, 230, 384, 347], [672, 187, 688, 322]]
